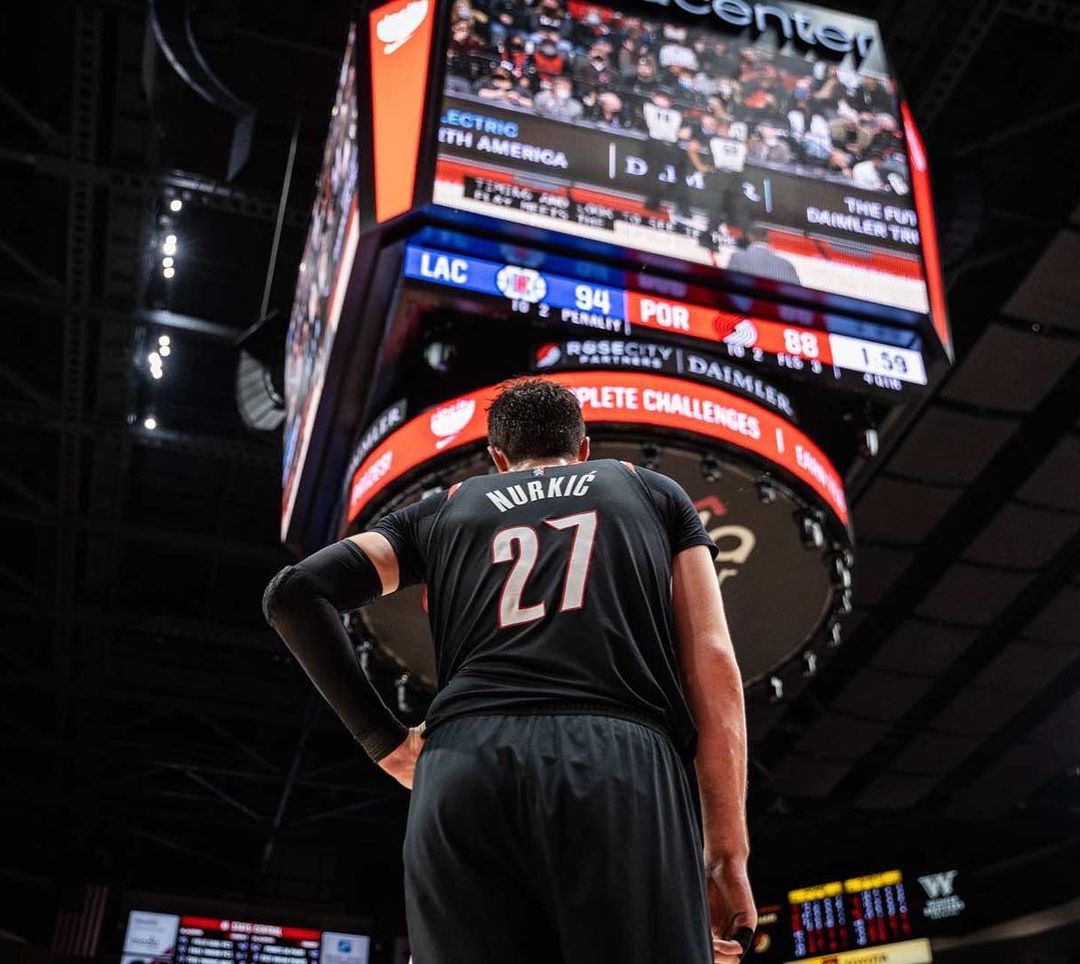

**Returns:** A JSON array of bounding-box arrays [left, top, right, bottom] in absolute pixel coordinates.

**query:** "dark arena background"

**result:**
[[3, 0, 1080, 962]]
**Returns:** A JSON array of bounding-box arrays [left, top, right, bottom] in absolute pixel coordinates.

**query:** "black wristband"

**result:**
[[734, 926, 754, 958]]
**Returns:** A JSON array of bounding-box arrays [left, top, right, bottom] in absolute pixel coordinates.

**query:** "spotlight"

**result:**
[[798, 511, 825, 550], [143, 415, 157, 430], [163, 266, 175, 279], [396, 674, 412, 714], [356, 640, 373, 675], [162, 256, 174, 268], [700, 454, 723, 483], [159, 344, 171, 357], [827, 622, 843, 648], [151, 368, 163, 380], [803, 650, 818, 677], [756, 478, 777, 504], [165, 233, 177, 246], [858, 425, 879, 459], [836, 589, 853, 615], [423, 342, 453, 372], [148, 351, 161, 366], [769, 675, 784, 703], [640, 443, 660, 471], [162, 234, 177, 256], [158, 334, 170, 346], [169, 198, 183, 213]]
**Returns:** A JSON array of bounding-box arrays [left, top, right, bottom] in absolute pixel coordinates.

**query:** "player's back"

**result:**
[[378, 458, 713, 757]]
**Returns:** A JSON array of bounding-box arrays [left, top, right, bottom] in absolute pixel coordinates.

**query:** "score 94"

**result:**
[[574, 284, 613, 316]]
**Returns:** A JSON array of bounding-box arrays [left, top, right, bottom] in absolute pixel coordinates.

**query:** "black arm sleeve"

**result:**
[[637, 467, 719, 559], [262, 540, 407, 762]]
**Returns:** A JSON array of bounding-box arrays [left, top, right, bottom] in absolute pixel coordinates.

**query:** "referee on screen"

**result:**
[[264, 378, 756, 963]]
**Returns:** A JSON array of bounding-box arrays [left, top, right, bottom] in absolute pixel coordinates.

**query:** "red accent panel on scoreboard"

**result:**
[[625, 293, 834, 364], [347, 373, 848, 526], [369, 0, 434, 222], [901, 100, 952, 360]]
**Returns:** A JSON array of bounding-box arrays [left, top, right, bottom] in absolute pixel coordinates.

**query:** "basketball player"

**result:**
[[263, 378, 756, 963]]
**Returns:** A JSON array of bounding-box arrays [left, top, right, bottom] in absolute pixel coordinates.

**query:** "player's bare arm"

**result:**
[[673, 544, 757, 962]]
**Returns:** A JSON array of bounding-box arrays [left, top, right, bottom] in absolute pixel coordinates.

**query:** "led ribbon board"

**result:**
[[403, 244, 927, 395], [347, 371, 847, 527]]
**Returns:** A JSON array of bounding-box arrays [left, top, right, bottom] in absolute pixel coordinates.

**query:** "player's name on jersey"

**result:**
[[485, 471, 597, 513]]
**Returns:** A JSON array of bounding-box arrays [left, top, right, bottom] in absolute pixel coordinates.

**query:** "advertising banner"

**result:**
[[346, 371, 847, 525]]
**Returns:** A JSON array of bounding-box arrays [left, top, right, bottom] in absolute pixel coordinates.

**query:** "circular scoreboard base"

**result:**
[[360, 437, 845, 688]]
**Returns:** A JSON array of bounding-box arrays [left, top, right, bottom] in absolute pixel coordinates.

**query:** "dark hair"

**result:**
[[487, 378, 585, 464], [745, 224, 768, 246]]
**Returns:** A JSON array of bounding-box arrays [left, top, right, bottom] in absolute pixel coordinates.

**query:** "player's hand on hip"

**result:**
[[706, 856, 757, 962], [376, 723, 425, 789]]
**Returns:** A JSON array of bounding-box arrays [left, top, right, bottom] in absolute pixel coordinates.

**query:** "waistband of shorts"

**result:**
[[423, 701, 676, 745]]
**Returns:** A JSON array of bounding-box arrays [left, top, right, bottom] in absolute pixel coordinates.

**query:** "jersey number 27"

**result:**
[[490, 511, 598, 628]]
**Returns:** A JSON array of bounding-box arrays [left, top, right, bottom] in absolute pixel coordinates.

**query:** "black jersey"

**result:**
[[371, 459, 717, 758]]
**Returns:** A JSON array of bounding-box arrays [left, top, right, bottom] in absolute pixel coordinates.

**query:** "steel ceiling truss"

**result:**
[[757, 349, 1080, 808], [0, 147, 307, 227]]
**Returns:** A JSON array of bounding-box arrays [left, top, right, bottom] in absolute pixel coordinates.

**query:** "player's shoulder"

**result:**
[[630, 464, 690, 501], [376, 487, 449, 529]]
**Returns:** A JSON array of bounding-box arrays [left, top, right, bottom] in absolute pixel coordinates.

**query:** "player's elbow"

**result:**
[[262, 564, 304, 628]]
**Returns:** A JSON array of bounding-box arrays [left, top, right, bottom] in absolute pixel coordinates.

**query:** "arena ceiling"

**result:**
[[1, 0, 1079, 943]]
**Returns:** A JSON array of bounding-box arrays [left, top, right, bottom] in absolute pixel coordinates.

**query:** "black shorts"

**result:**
[[403, 713, 711, 963]]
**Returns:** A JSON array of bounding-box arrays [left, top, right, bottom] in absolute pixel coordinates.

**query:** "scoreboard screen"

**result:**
[[120, 912, 369, 964], [788, 870, 915, 958], [281, 24, 361, 538], [749, 865, 975, 962], [404, 243, 928, 397], [433, 0, 934, 318]]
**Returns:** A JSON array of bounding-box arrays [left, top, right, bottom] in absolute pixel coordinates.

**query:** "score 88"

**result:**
[[783, 328, 820, 358]]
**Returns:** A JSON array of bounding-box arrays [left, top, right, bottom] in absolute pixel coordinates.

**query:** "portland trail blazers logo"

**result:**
[[376, 0, 429, 54], [721, 318, 758, 349], [429, 398, 476, 450]]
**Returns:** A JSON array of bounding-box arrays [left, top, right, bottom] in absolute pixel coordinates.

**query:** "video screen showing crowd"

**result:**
[[281, 27, 359, 531], [440, 0, 919, 299]]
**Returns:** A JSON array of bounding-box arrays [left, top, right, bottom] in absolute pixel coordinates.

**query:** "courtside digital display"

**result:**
[[120, 912, 370, 964], [433, 0, 934, 317]]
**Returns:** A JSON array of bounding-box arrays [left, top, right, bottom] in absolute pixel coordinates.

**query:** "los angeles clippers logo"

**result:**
[[496, 265, 547, 303]]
